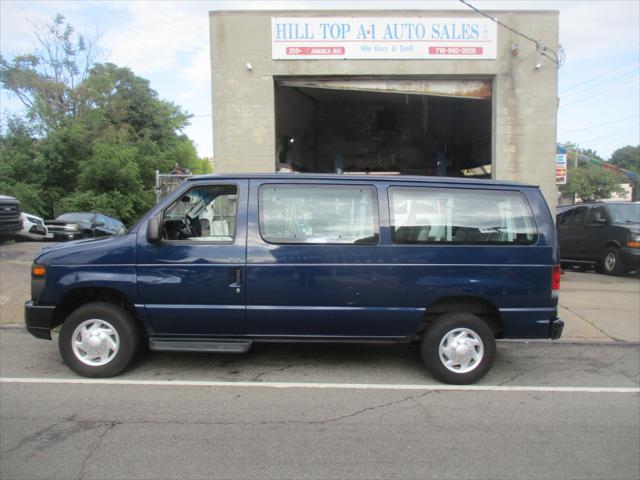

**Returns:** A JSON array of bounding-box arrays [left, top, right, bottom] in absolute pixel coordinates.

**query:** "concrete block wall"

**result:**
[[210, 10, 559, 209]]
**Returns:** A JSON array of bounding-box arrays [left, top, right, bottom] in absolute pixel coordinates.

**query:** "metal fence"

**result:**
[[155, 171, 192, 203]]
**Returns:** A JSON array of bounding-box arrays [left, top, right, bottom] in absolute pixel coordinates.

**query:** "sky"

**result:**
[[1, 0, 639, 161]]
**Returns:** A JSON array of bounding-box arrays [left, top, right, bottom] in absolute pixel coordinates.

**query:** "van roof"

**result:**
[[187, 173, 534, 188]]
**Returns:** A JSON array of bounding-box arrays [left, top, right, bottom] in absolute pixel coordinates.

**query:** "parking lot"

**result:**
[[1, 240, 639, 479]]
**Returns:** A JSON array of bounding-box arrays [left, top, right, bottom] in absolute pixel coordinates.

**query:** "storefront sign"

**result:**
[[556, 153, 567, 185], [272, 17, 497, 60]]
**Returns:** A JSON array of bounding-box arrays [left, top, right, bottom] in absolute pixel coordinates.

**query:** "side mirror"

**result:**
[[147, 214, 162, 243], [93, 221, 105, 228]]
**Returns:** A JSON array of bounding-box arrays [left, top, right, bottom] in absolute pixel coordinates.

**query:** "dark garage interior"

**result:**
[[274, 78, 492, 177]]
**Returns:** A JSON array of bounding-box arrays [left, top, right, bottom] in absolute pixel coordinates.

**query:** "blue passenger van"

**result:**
[[25, 175, 563, 384]]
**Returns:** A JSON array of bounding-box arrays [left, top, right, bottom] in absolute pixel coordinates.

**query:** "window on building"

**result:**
[[259, 185, 379, 244], [389, 187, 537, 245]]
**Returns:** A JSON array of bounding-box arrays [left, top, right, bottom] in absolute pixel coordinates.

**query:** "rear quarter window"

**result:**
[[389, 186, 538, 245]]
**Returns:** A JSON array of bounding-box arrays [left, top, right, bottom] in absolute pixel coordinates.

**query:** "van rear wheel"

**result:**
[[59, 302, 140, 377], [421, 313, 496, 385]]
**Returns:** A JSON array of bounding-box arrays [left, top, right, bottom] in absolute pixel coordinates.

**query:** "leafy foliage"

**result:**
[[608, 145, 640, 201], [0, 14, 99, 133], [559, 164, 626, 202], [608, 145, 640, 173], [0, 15, 210, 225]]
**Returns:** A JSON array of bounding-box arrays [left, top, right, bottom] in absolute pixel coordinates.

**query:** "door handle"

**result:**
[[230, 268, 242, 293]]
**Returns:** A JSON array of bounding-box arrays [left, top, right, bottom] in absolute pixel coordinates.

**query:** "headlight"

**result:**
[[64, 224, 80, 231], [627, 234, 640, 248]]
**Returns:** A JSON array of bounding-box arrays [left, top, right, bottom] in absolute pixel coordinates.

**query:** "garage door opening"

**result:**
[[274, 78, 492, 177]]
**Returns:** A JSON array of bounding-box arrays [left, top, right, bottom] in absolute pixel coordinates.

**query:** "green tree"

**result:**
[[0, 117, 48, 215], [0, 14, 99, 133], [1, 15, 200, 225], [609, 145, 640, 173], [560, 164, 625, 202], [609, 145, 640, 201]]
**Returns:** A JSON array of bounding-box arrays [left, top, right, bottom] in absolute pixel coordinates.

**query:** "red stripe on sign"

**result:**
[[428, 46, 484, 55], [286, 46, 345, 55]]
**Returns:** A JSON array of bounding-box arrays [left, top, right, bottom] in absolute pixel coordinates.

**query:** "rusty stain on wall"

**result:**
[[277, 78, 492, 99]]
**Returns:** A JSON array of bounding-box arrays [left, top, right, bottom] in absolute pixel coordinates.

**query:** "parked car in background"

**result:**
[[16, 212, 48, 241], [0, 195, 22, 240], [557, 202, 640, 275], [45, 212, 126, 241]]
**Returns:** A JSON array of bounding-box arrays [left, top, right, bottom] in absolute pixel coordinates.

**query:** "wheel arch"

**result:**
[[602, 240, 622, 252], [416, 296, 503, 339], [52, 287, 143, 332]]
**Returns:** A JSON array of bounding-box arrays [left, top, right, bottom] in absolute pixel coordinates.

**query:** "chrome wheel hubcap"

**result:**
[[71, 319, 120, 366], [439, 328, 484, 374], [605, 253, 616, 271]]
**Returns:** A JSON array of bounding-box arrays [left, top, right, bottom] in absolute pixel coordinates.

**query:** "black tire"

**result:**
[[58, 302, 141, 377], [601, 246, 624, 276], [421, 312, 496, 385]]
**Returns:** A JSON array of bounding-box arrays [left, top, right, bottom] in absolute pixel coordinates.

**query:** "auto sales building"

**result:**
[[210, 10, 560, 208]]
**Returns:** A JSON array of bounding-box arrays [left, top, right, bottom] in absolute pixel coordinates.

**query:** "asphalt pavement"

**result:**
[[1, 328, 639, 480]]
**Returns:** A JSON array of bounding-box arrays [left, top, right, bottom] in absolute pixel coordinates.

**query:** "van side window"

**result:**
[[389, 187, 537, 245], [162, 185, 238, 242], [259, 185, 379, 244]]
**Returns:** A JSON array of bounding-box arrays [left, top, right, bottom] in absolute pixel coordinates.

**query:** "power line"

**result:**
[[458, 0, 564, 66], [559, 115, 639, 135], [560, 58, 639, 94], [561, 68, 639, 99], [560, 77, 640, 108], [581, 127, 639, 145]]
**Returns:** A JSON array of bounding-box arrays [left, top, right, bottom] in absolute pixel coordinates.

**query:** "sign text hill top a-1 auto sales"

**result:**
[[272, 17, 497, 60]]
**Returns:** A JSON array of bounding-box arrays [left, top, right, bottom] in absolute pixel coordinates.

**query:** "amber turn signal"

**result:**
[[627, 241, 640, 248], [31, 265, 46, 277]]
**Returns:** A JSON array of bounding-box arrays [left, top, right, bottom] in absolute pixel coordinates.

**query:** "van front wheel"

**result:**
[[59, 302, 140, 378], [601, 247, 624, 276], [421, 313, 496, 385]]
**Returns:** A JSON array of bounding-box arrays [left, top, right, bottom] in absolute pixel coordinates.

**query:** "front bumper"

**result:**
[[550, 318, 564, 340], [24, 300, 55, 340], [52, 232, 83, 241], [620, 247, 640, 269], [29, 224, 47, 236]]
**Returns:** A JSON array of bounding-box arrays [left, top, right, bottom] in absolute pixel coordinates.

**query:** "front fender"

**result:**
[[38, 265, 139, 306]]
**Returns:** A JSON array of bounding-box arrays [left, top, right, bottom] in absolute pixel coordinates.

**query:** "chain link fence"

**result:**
[[155, 171, 193, 203]]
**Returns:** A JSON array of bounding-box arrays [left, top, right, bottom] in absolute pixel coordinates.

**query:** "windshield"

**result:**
[[608, 204, 640, 224], [56, 213, 95, 223]]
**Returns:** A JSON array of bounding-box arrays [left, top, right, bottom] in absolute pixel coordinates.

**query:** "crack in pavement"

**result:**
[[77, 421, 119, 480], [250, 364, 297, 382], [3, 415, 111, 456], [564, 306, 621, 342], [307, 390, 434, 424], [498, 371, 525, 386], [2, 393, 435, 437]]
